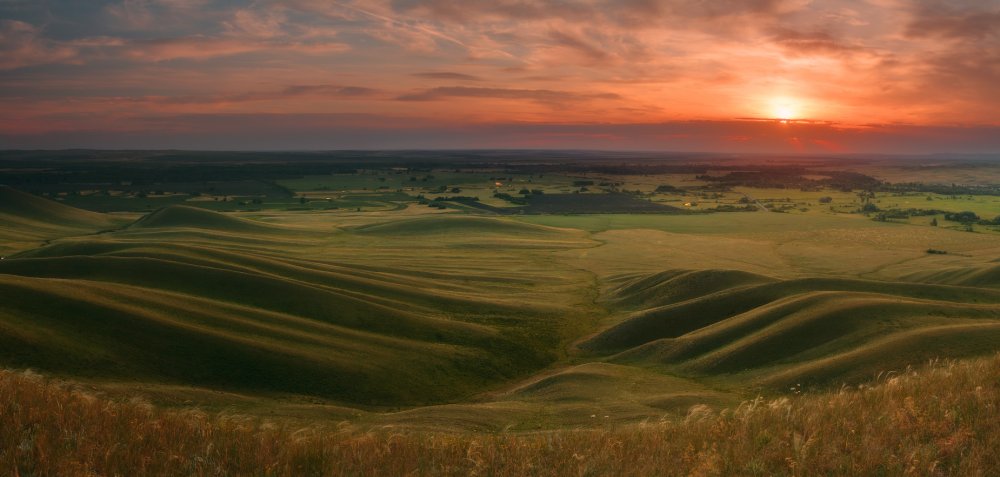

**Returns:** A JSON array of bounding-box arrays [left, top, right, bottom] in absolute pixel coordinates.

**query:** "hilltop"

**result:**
[[129, 205, 286, 234], [0, 186, 115, 229]]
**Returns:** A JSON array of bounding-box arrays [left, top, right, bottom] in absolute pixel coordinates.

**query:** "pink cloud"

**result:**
[[0, 20, 79, 70], [120, 36, 349, 62]]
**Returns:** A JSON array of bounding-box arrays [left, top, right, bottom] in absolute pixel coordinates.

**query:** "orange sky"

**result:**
[[2, 0, 1000, 152]]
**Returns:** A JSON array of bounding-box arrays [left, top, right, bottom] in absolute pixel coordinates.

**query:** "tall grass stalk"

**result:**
[[3, 355, 999, 476]]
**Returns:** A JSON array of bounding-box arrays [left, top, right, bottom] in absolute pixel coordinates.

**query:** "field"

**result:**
[[2, 151, 1000, 473]]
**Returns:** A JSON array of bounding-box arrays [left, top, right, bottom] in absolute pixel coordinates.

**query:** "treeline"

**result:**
[[697, 169, 882, 191], [869, 208, 1000, 226], [882, 182, 1000, 196], [0, 160, 356, 191]]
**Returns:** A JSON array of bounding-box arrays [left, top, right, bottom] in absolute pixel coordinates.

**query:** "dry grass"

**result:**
[[4, 355, 1000, 476]]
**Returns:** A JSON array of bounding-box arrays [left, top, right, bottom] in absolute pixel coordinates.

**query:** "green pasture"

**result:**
[[3, 179, 1000, 430]]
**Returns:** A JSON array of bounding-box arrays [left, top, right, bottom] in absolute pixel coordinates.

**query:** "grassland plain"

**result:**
[[3, 180, 1000, 473]]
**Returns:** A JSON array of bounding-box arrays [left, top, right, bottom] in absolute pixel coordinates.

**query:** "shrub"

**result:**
[[945, 211, 980, 223]]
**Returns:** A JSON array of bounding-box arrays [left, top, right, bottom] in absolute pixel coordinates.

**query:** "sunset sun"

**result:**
[[770, 98, 801, 121]]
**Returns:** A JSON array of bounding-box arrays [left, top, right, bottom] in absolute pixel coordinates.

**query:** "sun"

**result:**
[[770, 98, 800, 121]]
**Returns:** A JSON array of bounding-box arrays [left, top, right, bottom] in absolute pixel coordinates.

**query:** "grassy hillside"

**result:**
[[902, 264, 1000, 288], [580, 270, 1000, 392], [0, 186, 128, 255], [351, 215, 570, 237], [587, 274, 1000, 349], [0, 210, 599, 407], [0, 185, 116, 229], [3, 193, 1000, 430], [129, 204, 287, 234], [3, 354, 999, 476]]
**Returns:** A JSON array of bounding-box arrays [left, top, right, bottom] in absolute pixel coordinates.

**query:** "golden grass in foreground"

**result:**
[[3, 356, 1000, 476]]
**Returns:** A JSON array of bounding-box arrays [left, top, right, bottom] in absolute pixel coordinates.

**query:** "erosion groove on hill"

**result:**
[[587, 269, 1000, 391], [0, 198, 599, 408]]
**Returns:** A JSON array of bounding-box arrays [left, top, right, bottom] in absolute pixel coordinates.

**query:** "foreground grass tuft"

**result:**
[[4, 356, 1000, 476]]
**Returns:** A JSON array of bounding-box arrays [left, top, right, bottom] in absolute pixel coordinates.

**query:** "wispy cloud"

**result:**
[[769, 28, 870, 57], [120, 36, 349, 62], [906, 2, 1000, 40], [329, 0, 468, 50], [0, 20, 78, 70], [150, 84, 381, 105], [412, 71, 482, 81], [396, 86, 620, 104]]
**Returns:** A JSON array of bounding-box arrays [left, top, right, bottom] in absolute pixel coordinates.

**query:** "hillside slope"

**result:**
[[0, 209, 598, 407], [584, 269, 1000, 391], [0, 186, 125, 254], [0, 185, 115, 229]]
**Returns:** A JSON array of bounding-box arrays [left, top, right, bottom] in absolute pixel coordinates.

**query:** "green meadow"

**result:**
[[2, 152, 1000, 473]]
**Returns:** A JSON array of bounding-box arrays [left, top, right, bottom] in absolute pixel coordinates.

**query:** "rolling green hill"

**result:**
[[0, 208, 598, 408], [2, 193, 1000, 429], [579, 270, 1000, 393], [351, 215, 569, 237], [130, 205, 286, 234], [0, 185, 116, 230], [0, 186, 127, 255], [901, 263, 1000, 288]]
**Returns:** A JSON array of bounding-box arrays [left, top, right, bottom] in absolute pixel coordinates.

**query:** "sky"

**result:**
[[1, 0, 1000, 153]]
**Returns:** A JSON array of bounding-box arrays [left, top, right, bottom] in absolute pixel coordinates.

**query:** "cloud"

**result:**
[[283, 84, 378, 96], [547, 29, 611, 64], [396, 86, 620, 104], [120, 36, 349, 62], [105, 0, 156, 29], [150, 84, 382, 105], [888, 1, 1000, 117], [224, 8, 288, 39], [769, 27, 868, 56], [0, 20, 78, 70], [412, 71, 482, 81], [0, 12, 349, 70], [319, 1, 468, 52], [387, 0, 793, 26], [905, 2, 1000, 40], [105, 0, 214, 30]]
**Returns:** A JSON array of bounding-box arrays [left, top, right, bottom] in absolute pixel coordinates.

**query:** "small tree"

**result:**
[[930, 217, 938, 226], [861, 202, 880, 213], [945, 211, 979, 223]]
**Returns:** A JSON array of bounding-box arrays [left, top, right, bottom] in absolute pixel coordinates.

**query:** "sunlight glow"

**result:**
[[770, 98, 800, 121]]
